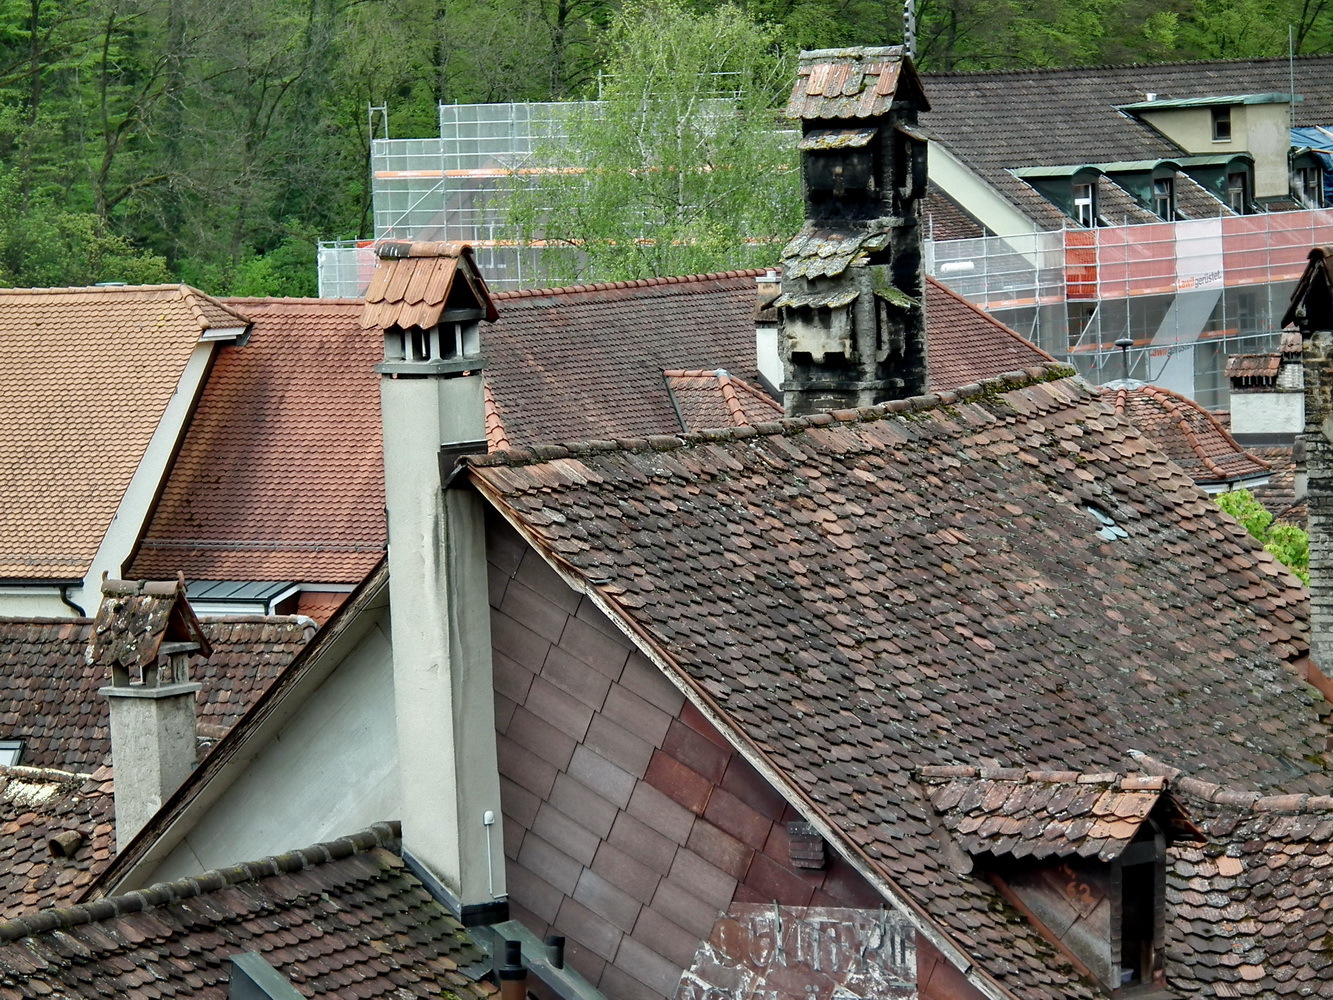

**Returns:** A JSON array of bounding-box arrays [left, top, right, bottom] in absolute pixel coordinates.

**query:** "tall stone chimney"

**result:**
[[92, 577, 211, 849], [1283, 247, 1333, 667], [777, 46, 931, 416], [361, 240, 507, 923]]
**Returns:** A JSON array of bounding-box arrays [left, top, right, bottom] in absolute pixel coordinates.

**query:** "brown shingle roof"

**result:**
[[664, 370, 783, 430], [133, 273, 1054, 585], [0, 822, 495, 1000], [0, 765, 115, 918], [360, 240, 498, 330], [919, 766, 1199, 862], [0, 615, 310, 773], [1103, 382, 1270, 488], [786, 46, 926, 120], [0, 285, 247, 581], [467, 369, 1326, 1000]]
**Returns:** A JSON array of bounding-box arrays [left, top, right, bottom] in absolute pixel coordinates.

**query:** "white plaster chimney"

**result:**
[[365, 240, 507, 922], [92, 577, 210, 849]]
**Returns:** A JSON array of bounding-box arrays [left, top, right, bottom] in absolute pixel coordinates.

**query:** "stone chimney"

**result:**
[[1226, 330, 1304, 445], [1283, 247, 1333, 667], [361, 240, 507, 923], [91, 577, 211, 849], [777, 46, 930, 416]]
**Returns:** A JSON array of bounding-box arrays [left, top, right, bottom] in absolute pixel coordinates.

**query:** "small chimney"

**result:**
[[362, 240, 507, 923], [1283, 247, 1333, 665], [1226, 330, 1304, 444], [91, 577, 211, 849], [777, 47, 930, 416]]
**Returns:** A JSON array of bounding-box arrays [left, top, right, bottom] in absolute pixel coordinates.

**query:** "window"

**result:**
[[1074, 182, 1098, 227], [0, 741, 23, 767], [1211, 106, 1232, 141], [1296, 165, 1324, 208], [1152, 175, 1175, 221], [1227, 170, 1250, 214]]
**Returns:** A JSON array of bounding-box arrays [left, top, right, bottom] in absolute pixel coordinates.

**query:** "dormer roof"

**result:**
[[919, 766, 1202, 862], [86, 577, 212, 674], [360, 240, 498, 330], [786, 46, 929, 120]]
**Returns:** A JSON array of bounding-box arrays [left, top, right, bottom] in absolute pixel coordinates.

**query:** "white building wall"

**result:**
[[142, 611, 400, 885], [1231, 392, 1304, 437]]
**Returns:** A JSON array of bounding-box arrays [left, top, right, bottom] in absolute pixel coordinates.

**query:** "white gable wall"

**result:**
[[141, 607, 400, 885]]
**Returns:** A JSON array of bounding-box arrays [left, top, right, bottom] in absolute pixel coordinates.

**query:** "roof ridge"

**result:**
[[0, 764, 96, 784], [466, 364, 1077, 468], [922, 52, 1331, 80], [493, 269, 768, 301], [0, 821, 401, 942], [177, 285, 251, 332], [1130, 753, 1333, 812], [221, 297, 365, 306], [1137, 383, 1270, 475], [917, 764, 1166, 790]]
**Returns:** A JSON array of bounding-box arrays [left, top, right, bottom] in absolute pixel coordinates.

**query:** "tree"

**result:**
[[506, 1, 801, 284], [1216, 489, 1309, 584]]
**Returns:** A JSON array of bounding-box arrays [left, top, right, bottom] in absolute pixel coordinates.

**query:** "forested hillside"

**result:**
[[1, 0, 1329, 294]]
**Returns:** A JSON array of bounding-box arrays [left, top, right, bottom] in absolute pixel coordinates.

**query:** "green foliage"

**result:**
[[0, 171, 169, 287], [506, 1, 801, 284], [1216, 489, 1310, 584]]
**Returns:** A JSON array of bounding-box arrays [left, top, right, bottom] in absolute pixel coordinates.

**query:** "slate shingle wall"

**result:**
[[488, 512, 892, 1000]]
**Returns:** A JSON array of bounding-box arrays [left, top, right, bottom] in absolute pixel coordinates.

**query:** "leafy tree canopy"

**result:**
[[1216, 489, 1310, 585], [505, 1, 801, 283]]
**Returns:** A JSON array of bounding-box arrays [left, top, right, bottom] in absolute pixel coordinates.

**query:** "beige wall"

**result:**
[[1135, 102, 1290, 198]]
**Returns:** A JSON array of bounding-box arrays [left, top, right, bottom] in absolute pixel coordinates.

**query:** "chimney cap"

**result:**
[[361, 242, 498, 329], [87, 576, 212, 677]]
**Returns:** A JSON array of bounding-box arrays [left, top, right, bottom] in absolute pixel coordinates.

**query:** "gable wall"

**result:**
[[488, 513, 968, 1000]]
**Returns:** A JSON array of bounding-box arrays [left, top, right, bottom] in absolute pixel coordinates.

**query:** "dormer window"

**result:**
[[1152, 169, 1175, 221], [1212, 106, 1232, 141], [1074, 181, 1099, 228], [1227, 169, 1250, 213], [1295, 160, 1324, 208], [920, 767, 1202, 996]]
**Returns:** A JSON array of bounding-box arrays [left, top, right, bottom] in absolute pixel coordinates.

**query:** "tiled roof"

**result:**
[[0, 285, 247, 580], [918, 766, 1199, 862], [925, 280, 1056, 389], [1176, 170, 1237, 219], [128, 298, 386, 583], [1250, 446, 1305, 524], [0, 616, 311, 773], [1104, 382, 1270, 487], [360, 241, 498, 329], [1227, 353, 1282, 383], [1092, 175, 1160, 225], [87, 578, 211, 675], [786, 46, 925, 120], [0, 765, 114, 918], [1113, 756, 1333, 996], [1227, 331, 1302, 390], [0, 822, 496, 1000], [664, 370, 783, 430], [922, 185, 987, 240], [134, 272, 1056, 587], [923, 56, 1333, 226], [485, 272, 767, 447], [467, 369, 1328, 1000]]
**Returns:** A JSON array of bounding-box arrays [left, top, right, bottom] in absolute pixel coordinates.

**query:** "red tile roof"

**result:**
[[786, 46, 926, 120], [360, 241, 498, 330], [128, 298, 385, 583], [1104, 382, 1270, 488], [924, 279, 1055, 390], [467, 369, 1325, 1000], [0, 822, 495, 1000], [0, 615, 311, 774], [0, 285, 247, 580], [133, 273, 1054, 586], [0, 765, 115, 918], [664, 370, 783, 430]]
